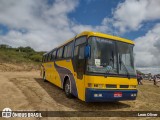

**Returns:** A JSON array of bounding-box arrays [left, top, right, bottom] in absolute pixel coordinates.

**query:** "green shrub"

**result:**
[[29, 54, 42, 62], [0, 44, 44, 64]]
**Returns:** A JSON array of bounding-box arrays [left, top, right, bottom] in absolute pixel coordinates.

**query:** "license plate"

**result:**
[[114, 92, 122, 97]]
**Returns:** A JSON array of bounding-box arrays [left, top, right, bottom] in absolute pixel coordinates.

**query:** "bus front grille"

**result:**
[[120, 85, 129, 88], [106, 84, 117, 88]]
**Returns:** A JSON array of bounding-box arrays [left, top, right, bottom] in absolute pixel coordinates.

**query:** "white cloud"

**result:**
[[134, 23, 160, 68], [0, 0, 76, 51], [0, 0, 159, 74], [103, 0, 160, 33], [105, 0, 160, 74], [0, 0, 109, 51]]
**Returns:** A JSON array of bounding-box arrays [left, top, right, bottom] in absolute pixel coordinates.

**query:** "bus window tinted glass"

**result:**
[[117, 42, 135, 75], [67, 42, 73, 57], [57, 47, 63, 59], [52, 50, 56, 60], [87, 37, 117, 74], [75, 36, 86, 46], [47, 54, 51, 61], [74, 46, 79, 56], [63, 42, 73, 58], [49, 53, 52, 61], [63, 45, 68, 58]]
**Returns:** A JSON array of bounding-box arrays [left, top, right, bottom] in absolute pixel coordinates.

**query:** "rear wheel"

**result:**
[[64, 79, 73, 98]]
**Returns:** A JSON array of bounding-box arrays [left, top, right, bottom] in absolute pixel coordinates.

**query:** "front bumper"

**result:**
[[85, 88, 138, 102]]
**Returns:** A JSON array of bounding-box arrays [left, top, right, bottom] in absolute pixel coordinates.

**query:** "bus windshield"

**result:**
[[87, 37, 136, 76]]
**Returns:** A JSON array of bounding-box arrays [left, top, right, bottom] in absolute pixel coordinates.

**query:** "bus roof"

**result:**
[[60, 31, 134, 47], [44, 31, 134, 55], [76, 31, 134, 44]]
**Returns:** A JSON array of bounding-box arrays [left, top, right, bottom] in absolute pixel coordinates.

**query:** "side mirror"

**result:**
[[85, 45, 91, 58]]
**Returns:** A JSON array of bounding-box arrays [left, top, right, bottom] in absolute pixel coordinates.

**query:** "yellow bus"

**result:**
[[41, 31, 138, 102]]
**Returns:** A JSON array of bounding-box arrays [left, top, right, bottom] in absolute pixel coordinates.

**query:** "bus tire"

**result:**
[[64, 79, 73, 98], [43, 73, 47, 82]]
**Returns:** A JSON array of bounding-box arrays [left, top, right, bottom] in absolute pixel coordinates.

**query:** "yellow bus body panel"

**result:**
[[54, 60, 85, 101], [43, 62, 62, 88], [85, 75, 137, 89]]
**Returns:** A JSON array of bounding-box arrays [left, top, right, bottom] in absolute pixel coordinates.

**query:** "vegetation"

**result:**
[[0, 44, 45, 64]]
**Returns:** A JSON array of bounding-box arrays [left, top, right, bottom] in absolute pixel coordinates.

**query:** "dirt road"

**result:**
[[0, 71, 160, 120]]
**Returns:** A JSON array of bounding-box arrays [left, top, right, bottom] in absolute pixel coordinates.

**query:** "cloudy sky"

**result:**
[[0, 0, 160, 74]]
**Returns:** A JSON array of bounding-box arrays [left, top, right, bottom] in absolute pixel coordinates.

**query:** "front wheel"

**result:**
[[64, 79, 73, 98]]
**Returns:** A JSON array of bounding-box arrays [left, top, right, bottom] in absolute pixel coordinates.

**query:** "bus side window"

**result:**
[[45, 55, 48, 62], [63, 41, 73, 58], [50, 53, 52, 61], [48, 54, 50, 62], [55, 50, 57, 59], [55, 50, 57, 60], [48, 53, 51, 62], [63, 45, 68, 58], [44, 55, 47, 62], [52, 50, 56, 60], [43, 55, 45, 62], [46, 54, 49, 62], [57, 47, 63, 59], [49, 53, 51, 61], [75, 36, 86, 46], [56, 48, 60, 59], [74, 46, 79, 56], [74, 36, 86, 58], [67, 42, 73, 57]]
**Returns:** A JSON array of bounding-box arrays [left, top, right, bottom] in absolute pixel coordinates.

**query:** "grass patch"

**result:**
[[0, 46, 45, 65]]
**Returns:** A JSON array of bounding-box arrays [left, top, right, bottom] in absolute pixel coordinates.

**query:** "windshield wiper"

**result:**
[[119, 55, 130, 79], [104, 62, 113, 78], [104, 67, 110, 78]]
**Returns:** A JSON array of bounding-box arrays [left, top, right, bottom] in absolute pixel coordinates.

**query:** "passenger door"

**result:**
[[74, 44, 86, 79], [73, 36, 86, 101]]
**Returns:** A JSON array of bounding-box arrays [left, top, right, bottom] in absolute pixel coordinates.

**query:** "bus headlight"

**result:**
[[131, 93, 137, 97], [88, 83, 104, 88], [98, 84, 103, 88], [94, 93, 103, 97], [130, 85, 136, 88], [88, 83, 92, 87], [94, 84, 98, 87], [94, 84, 103, 88]]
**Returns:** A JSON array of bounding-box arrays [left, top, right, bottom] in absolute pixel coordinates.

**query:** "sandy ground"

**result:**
[[0, 66, 160, 120]]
